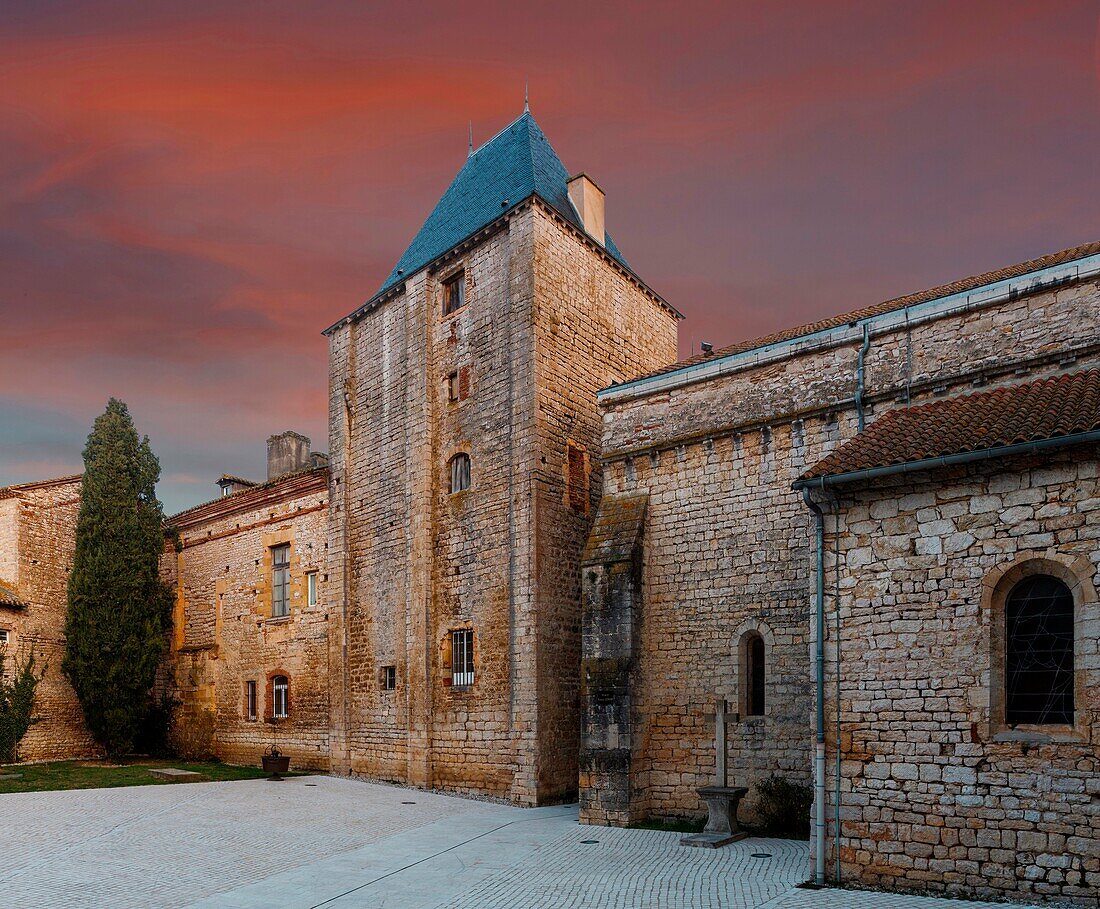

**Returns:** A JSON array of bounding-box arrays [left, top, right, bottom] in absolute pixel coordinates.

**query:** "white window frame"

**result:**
[[246, 680, 257, 721], [273, 676, 289, 719], [0, 629, 8, 647], [451, 629, 474, 687], [306, 571, 318, 607]]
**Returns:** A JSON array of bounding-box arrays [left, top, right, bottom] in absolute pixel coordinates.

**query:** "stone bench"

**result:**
[[680, 785, 749, 848]]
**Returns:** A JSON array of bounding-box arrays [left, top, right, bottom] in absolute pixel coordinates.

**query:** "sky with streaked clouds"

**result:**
[[1, 0, 1097, 512]]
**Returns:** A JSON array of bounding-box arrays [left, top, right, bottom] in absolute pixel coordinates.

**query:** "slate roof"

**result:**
[[377, 111, 629, 297], [0, 579, 28, 608], [801, 370, 1100, 482], [621, 239, 1100, 387]]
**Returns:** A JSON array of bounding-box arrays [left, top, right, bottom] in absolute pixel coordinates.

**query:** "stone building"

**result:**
[[0, 475, 98, 761], [579, 240, 1100, 902], [797, 371, 1100, 906], [162, 432, 331, 769], [323, 111, 679, 804]]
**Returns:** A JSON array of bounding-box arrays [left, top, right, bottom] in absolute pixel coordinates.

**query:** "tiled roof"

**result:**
[[624, 240, 1100, 386], [217, 474, 257, 487], [0, 579, 28, 608], [801, 370, 1100, 482], [377, 111, 629, 297], [169, 464, 328, 525]]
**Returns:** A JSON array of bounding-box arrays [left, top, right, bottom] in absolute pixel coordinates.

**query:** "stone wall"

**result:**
[[584, 273, 1100, 825], [326, 198, 676, 803], [0, 477, 99, 762], [816, 447, 1099, 906], [164, 469, 330, 769]]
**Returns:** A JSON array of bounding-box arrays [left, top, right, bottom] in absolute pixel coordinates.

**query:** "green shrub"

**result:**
[[133, 690, 177, 758], [0, 651, 41, 763], [754, 775, 813, 839]]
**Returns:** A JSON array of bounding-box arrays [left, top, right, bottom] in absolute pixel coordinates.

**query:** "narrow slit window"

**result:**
[[452, 630, 474, 687], [744, 633, 766, 717], [1005, 575, 1074, 726], [446, 372, 459, 403], [246, 680, 257, 721], [271, 544, 290, 617], [307, 571, 318, 607], [272, 675, 289, 719], [442, 273, 465, 316], [450, 454, 471, 493]]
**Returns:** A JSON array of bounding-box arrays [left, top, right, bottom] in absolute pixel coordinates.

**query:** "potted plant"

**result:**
[[262, 716, 290, 780]]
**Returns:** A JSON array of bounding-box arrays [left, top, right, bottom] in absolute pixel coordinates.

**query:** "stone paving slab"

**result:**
[[0, 776, 1047, 909]]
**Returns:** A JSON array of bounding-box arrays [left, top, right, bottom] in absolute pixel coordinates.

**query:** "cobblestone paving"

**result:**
[[0, 776, 1045, 909]]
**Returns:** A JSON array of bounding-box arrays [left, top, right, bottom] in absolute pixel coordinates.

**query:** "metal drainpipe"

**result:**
[[855, 323, 870, 432], [801, 487, 827, 885]]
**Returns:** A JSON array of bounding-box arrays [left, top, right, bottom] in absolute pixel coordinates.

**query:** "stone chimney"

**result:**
[[567, 173, 605, 246], [267, 431, 312, 481]]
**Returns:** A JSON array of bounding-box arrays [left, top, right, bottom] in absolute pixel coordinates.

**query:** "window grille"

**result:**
[[1005, 575, 1074, 725], [272, 675, 289, 719], [452, 630, 474, 687], [271, 544, 290, 617], [381, 666, 396, 690], [246, 680, 257, 720], [450, 454, 471, 493], [443, 273, 465, 315], [0, 629, 8, 646]]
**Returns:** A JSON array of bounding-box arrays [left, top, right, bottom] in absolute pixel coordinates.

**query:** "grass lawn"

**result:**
[[0, 759, 292, 794]]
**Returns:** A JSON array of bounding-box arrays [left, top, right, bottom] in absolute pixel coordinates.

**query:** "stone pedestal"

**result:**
[[680, 785, 749, 848]]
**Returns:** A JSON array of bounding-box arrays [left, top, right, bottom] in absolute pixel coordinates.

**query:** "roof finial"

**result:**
[[468, 121, 473, 158], [524, 78, 529, 113]]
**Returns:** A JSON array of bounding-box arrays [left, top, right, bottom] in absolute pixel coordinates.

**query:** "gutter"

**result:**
[[600, 253, 1100, 404], [792, 430, 1100, 490], [801, 487, 828, 886]]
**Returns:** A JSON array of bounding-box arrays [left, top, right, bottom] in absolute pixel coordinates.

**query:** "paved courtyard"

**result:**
[[0, 775, 1044, 909]]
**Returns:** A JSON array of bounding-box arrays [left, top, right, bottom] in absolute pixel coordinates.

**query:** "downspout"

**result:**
[[854, 323, 870, 431], [801, 487, 827, 886]]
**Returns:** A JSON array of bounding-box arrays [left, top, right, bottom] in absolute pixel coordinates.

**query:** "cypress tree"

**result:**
[[63, 399, 172, 757]]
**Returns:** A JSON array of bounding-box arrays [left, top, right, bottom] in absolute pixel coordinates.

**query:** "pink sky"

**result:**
[[1, 1, 1097, 511]]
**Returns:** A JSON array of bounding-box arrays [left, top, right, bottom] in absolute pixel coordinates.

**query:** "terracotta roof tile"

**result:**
[[622, 240, 1100, 387], [0, 579, 28, 608], [802, 370, 1100, 481]]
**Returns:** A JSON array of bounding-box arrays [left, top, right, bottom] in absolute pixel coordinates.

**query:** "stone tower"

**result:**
[[324, 111, 679, 804]]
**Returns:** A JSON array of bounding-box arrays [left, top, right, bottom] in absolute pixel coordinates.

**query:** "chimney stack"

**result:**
[[267, 431, 312, 480], [567, 173, 605, 246]]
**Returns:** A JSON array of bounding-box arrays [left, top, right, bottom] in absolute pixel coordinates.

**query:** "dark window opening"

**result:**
[[450, 453, 471, 493], [245, 680, 257, 720], [452, 629, 474, 687], [745, 633, 766, 717], [443, 273, 465, 316], [1005, 575, 1074, 726], [446, 372, 459, 402], [271, 544, 290, 617], [381, 666, 396, 690]]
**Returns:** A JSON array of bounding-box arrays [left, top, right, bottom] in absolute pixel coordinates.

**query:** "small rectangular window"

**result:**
[[452, 629, 474, 687], [246, 681, 257, 720], [446, 372, 459, 403], [307, 571, 318, 607], [450, 454, 471, 493], [442, 273, 465, 316], [273, 676, 289, 719], [381, 666, 396, 690], [0, 629, 9, 646], [271, 544, 290, 617]]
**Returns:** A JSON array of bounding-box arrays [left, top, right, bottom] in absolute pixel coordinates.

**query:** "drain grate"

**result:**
[[751, 853, 773, 859], [401, 800, 416, 805], [580, 839, 600, 844]]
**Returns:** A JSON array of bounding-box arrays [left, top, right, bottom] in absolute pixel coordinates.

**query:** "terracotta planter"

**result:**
[[262, 754, 290, 779]]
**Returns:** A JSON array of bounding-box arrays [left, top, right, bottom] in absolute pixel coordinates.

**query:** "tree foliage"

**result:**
[[0, 650, 40, 763], [63, 399, 173, 757]]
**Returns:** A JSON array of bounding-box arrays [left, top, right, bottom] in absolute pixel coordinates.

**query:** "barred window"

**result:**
[[452, 629, 474, 687], [272, 675, 289, 719], [450, 453, 471, 493], [1005, 575, 1074, 726], [271, 544, 290, 617], [381, 666, 396, 691], [245, 680, 257, 721]]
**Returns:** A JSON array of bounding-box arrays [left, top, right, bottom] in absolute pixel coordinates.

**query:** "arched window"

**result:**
[[743, 632, 766, 717], [450, 453, 471, 493], [1005, 575, 1074, 726], [272, 675, 289, 719]]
